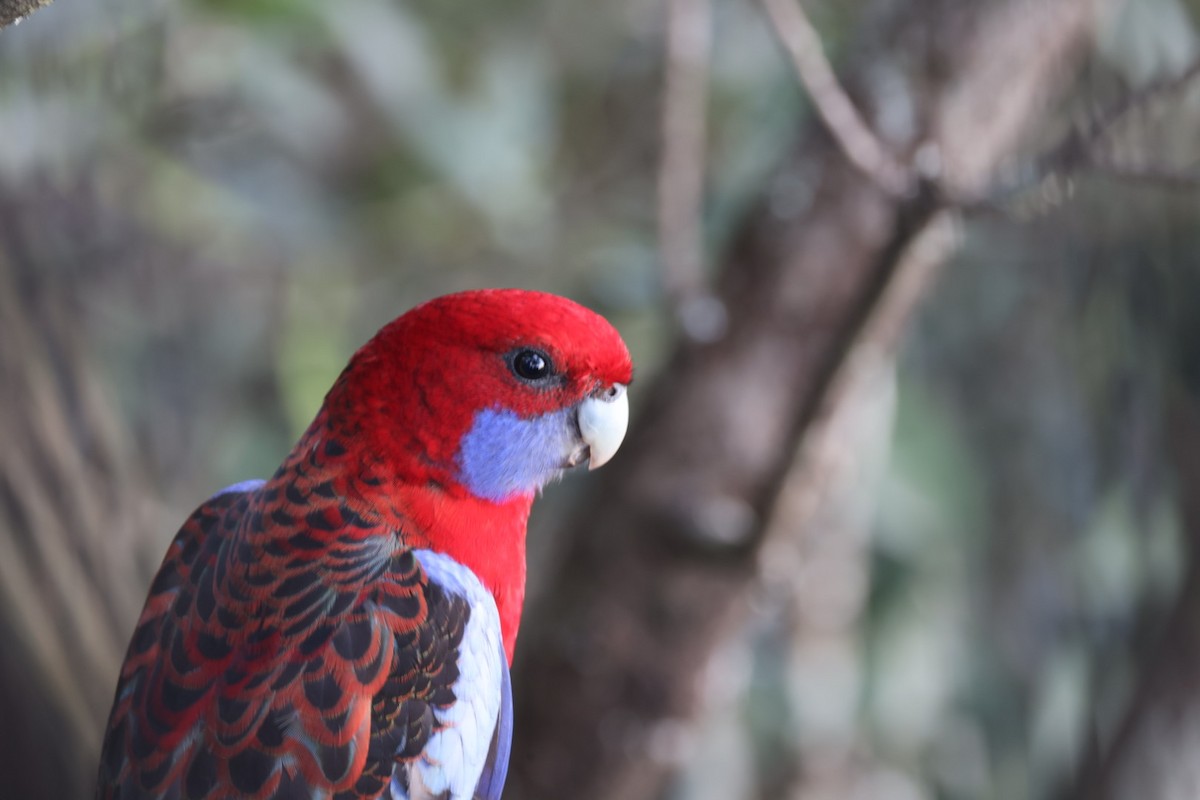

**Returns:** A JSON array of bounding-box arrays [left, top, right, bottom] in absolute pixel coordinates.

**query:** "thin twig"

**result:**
[[760, 0, 914, 196], [659, 0, 725, 340], [764, 209, 957, 546], [976, 56, 1200, 211], [1082, 57, 1200, 144]]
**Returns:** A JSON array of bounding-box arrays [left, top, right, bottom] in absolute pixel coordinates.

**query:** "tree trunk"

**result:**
[[509, 1, 1098, 798]]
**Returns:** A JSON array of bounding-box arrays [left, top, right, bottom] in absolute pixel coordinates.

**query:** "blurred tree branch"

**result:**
[[989, 57, 1200, 206], [760, 0, 915, 197], [510, 1, 1095, 798], [1060, 56, 1200, 186], [659, 0, 718, 338], [0, 0, 50, 29]]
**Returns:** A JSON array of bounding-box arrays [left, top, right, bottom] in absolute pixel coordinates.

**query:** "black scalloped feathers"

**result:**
[[95, 456, 477, 799]]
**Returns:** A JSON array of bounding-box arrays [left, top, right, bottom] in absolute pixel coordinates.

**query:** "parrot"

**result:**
[[95, 289, 632, 800]]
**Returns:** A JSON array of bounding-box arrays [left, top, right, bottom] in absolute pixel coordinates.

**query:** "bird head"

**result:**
[[324, 289, 633, 504]]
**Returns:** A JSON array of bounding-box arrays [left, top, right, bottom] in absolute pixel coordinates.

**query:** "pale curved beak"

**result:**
[[578, 383, 629, 470]]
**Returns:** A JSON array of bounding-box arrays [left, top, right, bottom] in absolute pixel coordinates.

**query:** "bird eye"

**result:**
[[512, 349, 553, 381]]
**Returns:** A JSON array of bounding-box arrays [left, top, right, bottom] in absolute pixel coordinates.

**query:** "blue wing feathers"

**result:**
[[473, 642, 512, 800], [209, 478, 267, 500]]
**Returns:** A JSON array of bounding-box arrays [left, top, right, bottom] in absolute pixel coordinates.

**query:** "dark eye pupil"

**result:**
[[513, 350, 550, 380]]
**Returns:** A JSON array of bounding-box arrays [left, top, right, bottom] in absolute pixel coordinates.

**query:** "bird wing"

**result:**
[[383, 550, 509, 800], [97, 482, 509, 800], [472, 644, 512, 800]]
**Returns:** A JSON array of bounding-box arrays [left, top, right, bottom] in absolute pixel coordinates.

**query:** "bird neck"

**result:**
[[285, 405, 531, 664], [393, 484, 530, 664]]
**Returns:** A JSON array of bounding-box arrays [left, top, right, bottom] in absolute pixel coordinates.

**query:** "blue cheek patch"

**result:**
[[456, 407, 575, 503]]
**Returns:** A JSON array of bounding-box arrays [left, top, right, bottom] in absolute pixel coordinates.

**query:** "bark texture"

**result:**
[[509, 1, 1099, 798], [0, 0, 50, 29]]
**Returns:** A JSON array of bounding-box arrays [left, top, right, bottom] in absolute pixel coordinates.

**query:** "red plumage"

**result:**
[[96, 289, 632, 799], [324, 289, 631, 654]]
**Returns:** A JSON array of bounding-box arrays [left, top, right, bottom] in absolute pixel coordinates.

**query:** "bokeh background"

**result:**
[[2, 0, 1199, 798]]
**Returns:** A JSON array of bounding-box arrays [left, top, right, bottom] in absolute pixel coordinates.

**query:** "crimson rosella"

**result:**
[[96, 289, 632, 799]]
